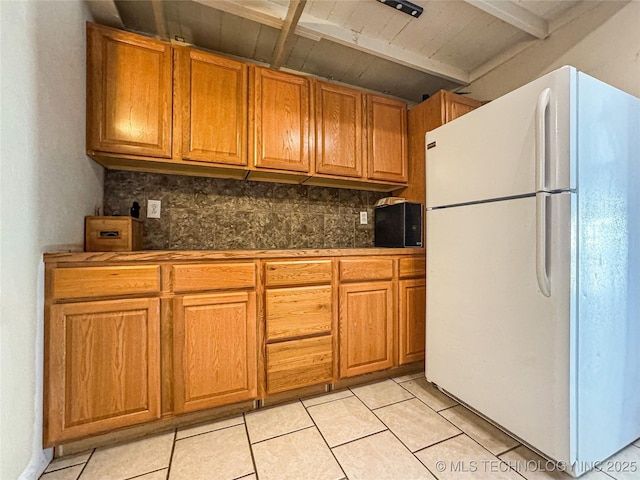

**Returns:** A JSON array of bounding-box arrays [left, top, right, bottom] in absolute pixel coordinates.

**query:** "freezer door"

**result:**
[[426, 66, 576, 209], [426, 193, 576, 463]]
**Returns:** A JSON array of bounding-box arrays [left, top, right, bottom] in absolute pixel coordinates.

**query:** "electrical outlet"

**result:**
[[147, 199, 161, 219], [359, 211, 368, 225]]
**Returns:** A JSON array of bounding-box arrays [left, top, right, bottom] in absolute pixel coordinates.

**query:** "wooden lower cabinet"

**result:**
[[173, 292, 257, 413], [45, 298, 161, 446], [266, 336, 333, 394], [398, 278, 426, 364], [339, 281, 394, 378]]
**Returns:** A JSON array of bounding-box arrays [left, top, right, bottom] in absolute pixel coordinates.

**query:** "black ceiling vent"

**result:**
[[376, 0, 423, 18]]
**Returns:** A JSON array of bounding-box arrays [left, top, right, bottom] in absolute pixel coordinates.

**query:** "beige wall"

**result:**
[[466, 1, 640, 100], [0, 1, 103, 478]]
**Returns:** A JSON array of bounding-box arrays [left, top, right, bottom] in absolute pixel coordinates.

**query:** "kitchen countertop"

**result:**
[[44, 248, 425, 264]]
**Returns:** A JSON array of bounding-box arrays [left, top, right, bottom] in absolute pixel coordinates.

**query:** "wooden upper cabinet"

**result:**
[[252, 67, 311, 173], [442, 90, 482, 123], [315, 82, 363, 178], [366, 95, 408, 183], [179, 49, 248, 165], [87, 23, 172, 158], [45, 298, 161, 445]]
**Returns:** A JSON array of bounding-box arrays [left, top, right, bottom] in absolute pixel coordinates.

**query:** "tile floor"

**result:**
[[41, 373, 640, 480]]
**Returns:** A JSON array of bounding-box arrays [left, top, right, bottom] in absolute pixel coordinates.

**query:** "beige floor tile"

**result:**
[[176, 415, 244, 440], [245, 401, 313, 443], [252, 427, 344, 480], [392, 372, 425, 383], [237, 475, 256, 480], [169, 424, 253, 480], [440, 405, 519, 455], [374, 398, 461, 452], [500, 446, 611, 479], [415, 434, 522, 480], [351, 379, 414, 410], [80, 432, 173, 480], [333, 430, 436, 480], [41, 465, 84, 480], [134, 469, 169, 480], [307, 396, 386, 447], [45, 451, 92, 473], [302, 389, 353, 408], [597, 443, 640, 480], [401, 378, 458, 411]]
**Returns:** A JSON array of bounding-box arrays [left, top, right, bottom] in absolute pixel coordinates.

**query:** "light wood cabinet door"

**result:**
[[315, 82, 362, 178], [253, 67, 311, 173], [173, 292, 257, 413], [46, 298, 161, 445], [266, 336, 333, 394], [398, 278, 426, 365], [87, 24, 172, 158], [180, 49, 247, 165], [339, 281, 394, 378], [366, 95, 407, 183], [443, 91, 482, 123]]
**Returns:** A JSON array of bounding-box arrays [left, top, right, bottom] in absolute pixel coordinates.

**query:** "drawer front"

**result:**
[[339, 258, 394, 282], [265, 260, 332, 287], [52, 266, 160, 300], [266, 286, 332, 341], [172, 263, 256, 293], [267, 336, 333, 394], [399, 256, 426, 278]]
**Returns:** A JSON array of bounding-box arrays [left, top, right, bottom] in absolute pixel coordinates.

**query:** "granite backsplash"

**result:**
[[103, 171, 388, 250]]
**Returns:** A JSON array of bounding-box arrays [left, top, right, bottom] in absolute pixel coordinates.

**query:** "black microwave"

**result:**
[[374, 202, 423, 248]]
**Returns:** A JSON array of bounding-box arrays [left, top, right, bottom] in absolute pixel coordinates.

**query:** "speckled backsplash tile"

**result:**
[[103, 171, 387, 250]]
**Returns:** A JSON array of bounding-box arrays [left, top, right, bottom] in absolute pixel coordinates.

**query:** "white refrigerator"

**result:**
[[425, 66, 640, 476]]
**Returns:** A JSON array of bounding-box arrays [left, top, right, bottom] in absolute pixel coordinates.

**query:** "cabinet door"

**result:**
[[315, 82, 362, 177], [174, 292, 257, 413], [443, 91, 482, 123], [366, 95, 407, 183], [253, 67, 311, 172], [87, 24, 172, 158], [398, 278, 426, 364], [339, 281, 394, 378], [267, 336, 333, 394], [46, 298, 160, 445], [180, 49, 248, 165]]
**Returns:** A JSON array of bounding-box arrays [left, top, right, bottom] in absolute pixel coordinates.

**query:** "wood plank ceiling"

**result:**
[[92, 0, 623, 103]]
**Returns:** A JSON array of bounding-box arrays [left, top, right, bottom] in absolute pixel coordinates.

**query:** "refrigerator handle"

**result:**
[[535, 88, 551, 192], [536, 192, 551, 297]]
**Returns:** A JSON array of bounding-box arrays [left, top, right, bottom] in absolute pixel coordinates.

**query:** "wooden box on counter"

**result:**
[[85, 216, 143, 252]]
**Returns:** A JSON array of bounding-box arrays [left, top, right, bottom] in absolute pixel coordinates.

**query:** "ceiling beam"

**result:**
[[464, 0, 549, 39], [271, 0, 307, 69], [193, 0, 469, 84]]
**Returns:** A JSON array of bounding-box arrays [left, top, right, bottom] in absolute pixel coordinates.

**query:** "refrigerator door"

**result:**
[[426, 192, 576, 463], [426, 66, 576, 209]]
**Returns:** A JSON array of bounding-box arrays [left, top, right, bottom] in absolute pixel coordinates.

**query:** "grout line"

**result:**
[[74, 448, 95, 480], [412, 431, 465, 456], [497, 443, 521, 457], [174, 421, 245, 442], [123, 467, 170, 480], [301, 391, 355, 409], [164, 429, 177, 480], [303, 423, 347, 480], [329, 428, 389, 449], [249, 425, 316, 446], [370, 396, 416, 411], [435, 403, 459, 413], [243, 413, 259, 480]]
